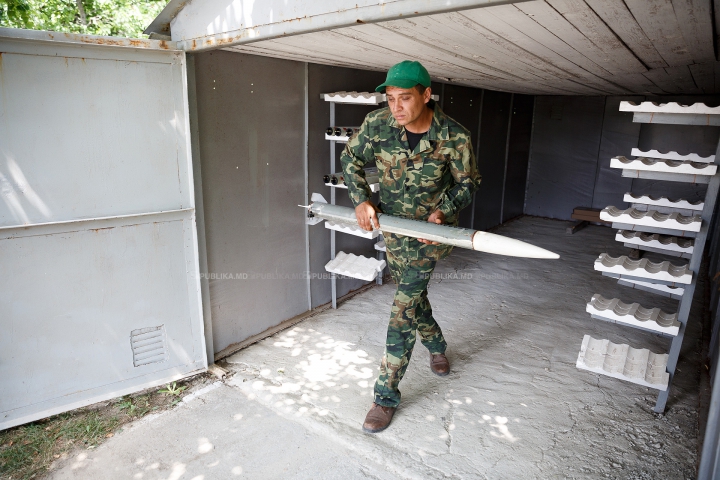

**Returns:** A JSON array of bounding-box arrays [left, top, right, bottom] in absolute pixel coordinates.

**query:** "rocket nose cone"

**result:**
[[472, 232, 560, 259]]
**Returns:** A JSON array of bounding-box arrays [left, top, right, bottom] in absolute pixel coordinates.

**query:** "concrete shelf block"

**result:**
[[322, 91, 439, 105], [323, 91, 385, 104], [610, 222, 697, 238], [587, 294, 680, 335], [325, 251, 386, 282], [620, 170, 711, 184], [594, 253, 692, 285], [616, 278, 685, 299], [616, 230, 694, 256], [324, 221, 380, 239], [610, 156, 717, 176], [325, 134, 349, 143], [623, 193, 704, 212], [324, 127, 360, 143], [324, 182, 380, 193], [630, 148, 715, 164], [601, 207, 701, 233], [619, 101, 720, 115], [576, 335, 669, 390]]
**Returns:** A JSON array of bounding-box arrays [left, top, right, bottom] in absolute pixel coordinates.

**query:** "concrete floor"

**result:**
[[47, 217, 703, 479]]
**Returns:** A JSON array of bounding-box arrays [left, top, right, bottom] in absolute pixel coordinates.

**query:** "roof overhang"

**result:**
[[146, 0, 720, 96], [146, 0, 527, 50]]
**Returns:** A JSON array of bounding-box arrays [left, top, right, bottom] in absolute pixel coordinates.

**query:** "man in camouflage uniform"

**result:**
[[340, 60, 482, 433]]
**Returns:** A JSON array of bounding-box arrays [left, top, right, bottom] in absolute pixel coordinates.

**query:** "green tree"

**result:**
[[0, 0, 168, 38]]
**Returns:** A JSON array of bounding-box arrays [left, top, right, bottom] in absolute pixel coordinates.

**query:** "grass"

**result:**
[[0, 411, 120, 480], [0, 374, 211, 480]]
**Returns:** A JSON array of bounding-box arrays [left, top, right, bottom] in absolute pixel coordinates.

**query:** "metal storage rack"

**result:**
[[576, 101, 720, 413], [322, 91, 386, 309]]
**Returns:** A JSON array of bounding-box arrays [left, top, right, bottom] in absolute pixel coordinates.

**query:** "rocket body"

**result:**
[[308, 201, 559, 259]]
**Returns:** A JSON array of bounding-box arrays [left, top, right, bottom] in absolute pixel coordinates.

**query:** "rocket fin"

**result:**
[[311, 193, 328, 204]]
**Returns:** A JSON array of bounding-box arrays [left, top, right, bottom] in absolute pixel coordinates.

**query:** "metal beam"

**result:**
[[330, 102, 337, 309], [186, 53, 215, 366], [304, 62, 312, 311], [655, 164, 720, 413], [621, 169, 712, 184], [0, 26, 177, 51], [500, 93, 514, 224], [611, 222, 698, 238], [699, 299, 720, 479], [0, 208, 193, 239], [169, 0, 532, 52], [632, 112, 720, 126]]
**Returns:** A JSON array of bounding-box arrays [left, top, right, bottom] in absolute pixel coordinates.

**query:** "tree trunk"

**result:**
[[75, 0, 87, 25]]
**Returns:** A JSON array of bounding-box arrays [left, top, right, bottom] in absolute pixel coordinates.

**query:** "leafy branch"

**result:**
[[0, 0, 169, 39]]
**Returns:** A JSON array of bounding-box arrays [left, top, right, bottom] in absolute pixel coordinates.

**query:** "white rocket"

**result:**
[[302, 194, 559, 259]]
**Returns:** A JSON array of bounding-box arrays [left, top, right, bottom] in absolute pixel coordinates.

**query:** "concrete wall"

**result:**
[[525, 95, 720, 220]]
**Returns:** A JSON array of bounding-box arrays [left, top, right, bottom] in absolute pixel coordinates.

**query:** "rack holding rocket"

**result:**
[[323, 168, 379, 186], [302, 194, 560, 259]]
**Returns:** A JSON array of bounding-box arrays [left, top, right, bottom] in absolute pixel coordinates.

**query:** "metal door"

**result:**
[[0, 28, 206, 429]]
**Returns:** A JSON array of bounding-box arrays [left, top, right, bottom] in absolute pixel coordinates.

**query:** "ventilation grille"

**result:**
[[131, 325, 168, 367]]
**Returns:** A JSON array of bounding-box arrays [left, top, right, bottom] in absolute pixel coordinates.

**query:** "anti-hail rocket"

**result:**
[[302, 194, 559, 259]]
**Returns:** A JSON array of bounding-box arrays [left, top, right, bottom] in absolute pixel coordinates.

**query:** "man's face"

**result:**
[[385, 86, 431, 126]]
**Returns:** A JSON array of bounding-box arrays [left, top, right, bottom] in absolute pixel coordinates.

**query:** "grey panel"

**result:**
[[525, 96, 605, 220], [186, 53, 215, 364], [307, 63, 387, 309], [1, 219, 205, 428], [0, 51, 190, 227], [473, 90, 511, 230], [591, 96, 644, 210], [441, 84, 483, 228], [0, 34, 204, 429], [503, 94, 534, 222], [194, 51, 308, 353]]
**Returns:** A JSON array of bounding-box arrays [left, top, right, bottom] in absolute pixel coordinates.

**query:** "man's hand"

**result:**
[[418, 209, 445, 245], [355, 201, 380, 231]]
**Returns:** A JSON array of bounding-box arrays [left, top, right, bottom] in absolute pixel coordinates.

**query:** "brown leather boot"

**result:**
[[362, 403, 396, 433], [430, 353, 450, 376]]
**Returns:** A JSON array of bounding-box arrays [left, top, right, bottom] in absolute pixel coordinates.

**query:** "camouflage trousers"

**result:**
[[373, 246, 447, 407]]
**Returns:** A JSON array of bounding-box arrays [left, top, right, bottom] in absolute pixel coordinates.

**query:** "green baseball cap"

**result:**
[[375, 60, 431, 93]]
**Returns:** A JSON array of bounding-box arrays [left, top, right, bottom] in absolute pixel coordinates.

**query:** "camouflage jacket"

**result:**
[[340, 101, 481, 260]]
